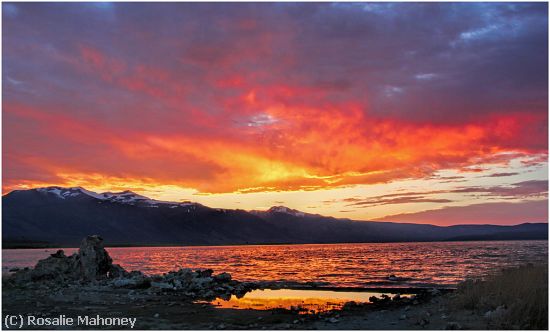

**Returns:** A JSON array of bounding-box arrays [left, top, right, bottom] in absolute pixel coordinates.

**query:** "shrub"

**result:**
[[452, 264, 548, 329]]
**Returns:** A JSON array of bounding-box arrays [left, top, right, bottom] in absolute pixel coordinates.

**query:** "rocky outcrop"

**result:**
[[78, 235, 115, 280], [8, 235, 257, 302], [12, 249, 80, 283], [109, 267, 255, 300], [11, 235, 127, 284]]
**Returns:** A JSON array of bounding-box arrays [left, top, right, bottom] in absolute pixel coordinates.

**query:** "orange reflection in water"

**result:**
[[208, 289, 411, 314]]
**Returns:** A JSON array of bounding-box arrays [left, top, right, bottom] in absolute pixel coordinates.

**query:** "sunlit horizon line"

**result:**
[[3, 151, 547, 196]]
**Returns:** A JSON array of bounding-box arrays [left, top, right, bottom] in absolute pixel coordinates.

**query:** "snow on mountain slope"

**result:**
[[100, 191, 154, 204], [36, 187, 105, 200], [34, 186, 196, 208], [267, 206, 306, 217]]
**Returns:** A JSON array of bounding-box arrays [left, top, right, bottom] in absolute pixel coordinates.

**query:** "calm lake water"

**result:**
[[3, 240, 547, 288], [202, 289, 413, 313]]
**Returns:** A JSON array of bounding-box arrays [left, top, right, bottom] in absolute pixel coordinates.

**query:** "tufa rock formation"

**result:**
[[12, 235, 127, 283], [78, 235, 126, 280], [8, 235, 254, 301]]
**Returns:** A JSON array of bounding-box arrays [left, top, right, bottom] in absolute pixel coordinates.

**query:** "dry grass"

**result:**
[[452, 264, 548, 329]]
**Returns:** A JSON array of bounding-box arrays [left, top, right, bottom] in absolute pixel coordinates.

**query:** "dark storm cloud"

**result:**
[[3, 2, 547, 123], [346, 195, 454, 207], [483, 172, 521, 178], [450, 180, 548, 198], [330, 180, 547, 208]]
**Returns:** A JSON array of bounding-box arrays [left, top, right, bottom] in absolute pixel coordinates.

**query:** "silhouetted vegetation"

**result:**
[[452, 264, 548, 329]]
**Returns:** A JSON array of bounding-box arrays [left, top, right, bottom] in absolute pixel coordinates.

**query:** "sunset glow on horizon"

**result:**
[[3, 2, 548, 225]]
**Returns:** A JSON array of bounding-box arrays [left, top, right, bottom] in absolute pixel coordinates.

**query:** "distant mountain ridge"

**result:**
[[33, 186, 197, 207], [2, 186, 548, 248]]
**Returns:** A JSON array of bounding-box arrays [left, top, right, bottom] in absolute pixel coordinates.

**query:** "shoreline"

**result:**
[[3, 237, 547, 250]]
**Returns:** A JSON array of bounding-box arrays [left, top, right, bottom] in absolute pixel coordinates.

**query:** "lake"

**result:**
[[3, 240, 547, 288], [201, 289, 414, 313]]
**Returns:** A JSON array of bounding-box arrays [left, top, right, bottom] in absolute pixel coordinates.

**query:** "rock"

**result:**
[[327, 317, 339, 323], [8, 267, 20, 272], [176, 268, 193, 276], [387, 274, 410, 282], [11, 235, 131, 286], [23, 250, 79, 282], [399, 314, 407, 320], [78, 235, 114, 281], [51, 250, 65, 258], [153, 313, 159, 318], [417, 318, 429, 327], [192, 277, 214, 288], [445, 322, 462, 330], [429, 288, 441, 296], [113, 279, 133, 288], [108, 264, 129, 279], [213, 272, 232, 283], [203, 290, 215, 298], [151, 282, 174, 290], [112, 276, 151, 289], [196, 269, 214, 278], [484, 305, 507, 320], [342, 301, 367, 310]]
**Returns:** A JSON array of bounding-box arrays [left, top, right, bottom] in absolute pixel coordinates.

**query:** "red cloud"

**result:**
[[3, 99, 547, 195]]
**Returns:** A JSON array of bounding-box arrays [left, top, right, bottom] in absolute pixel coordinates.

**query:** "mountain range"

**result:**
[[2, 186, 547, 248]]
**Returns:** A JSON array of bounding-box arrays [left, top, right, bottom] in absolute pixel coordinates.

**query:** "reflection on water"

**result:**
[[2, 240, 547, 288], [204, 289, 411, 314]]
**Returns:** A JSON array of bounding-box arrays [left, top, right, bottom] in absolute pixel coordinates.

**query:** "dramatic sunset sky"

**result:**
[[3, 2, 548, 225]]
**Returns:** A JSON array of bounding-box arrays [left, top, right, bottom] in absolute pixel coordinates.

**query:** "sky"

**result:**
[[2, 2, 548, 225]]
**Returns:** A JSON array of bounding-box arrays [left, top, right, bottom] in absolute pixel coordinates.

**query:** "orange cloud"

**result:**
[[3, 99, 546, 195]]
